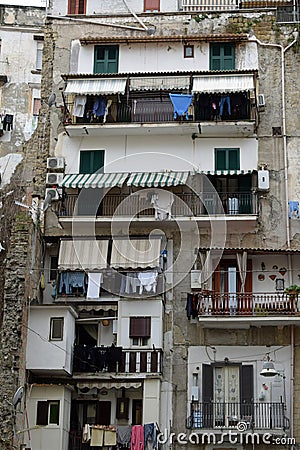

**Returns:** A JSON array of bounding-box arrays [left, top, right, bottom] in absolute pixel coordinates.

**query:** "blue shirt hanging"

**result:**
[[169, 93, 193, 120]]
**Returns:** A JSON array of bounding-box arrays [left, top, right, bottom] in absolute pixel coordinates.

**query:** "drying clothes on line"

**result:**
[[90, 428, 104, 447], [87, 272, 103, 298], [144, 423, 157, 450], [219, 95, 231, 116], [93, 95, 107, 117], [186, 293, 199, 320], [169, 94, 193, 120], [117, 425, 132, 446], [73, 95, 87, 117], [119, 272, 141, 294], [3, 114, 13, 131], [82, 424, 91, 443], [131, 425, 144, 450], [59, 271, 86, 295], [104, 429, 117, 446], [138, 271, 158, 294]]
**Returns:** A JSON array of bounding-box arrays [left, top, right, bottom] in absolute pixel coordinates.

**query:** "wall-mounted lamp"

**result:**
[[260, 354, 278, 377]]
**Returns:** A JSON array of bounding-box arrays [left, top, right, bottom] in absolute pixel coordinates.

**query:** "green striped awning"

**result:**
[[61, 172, 129, 189], [199, 170, 254, 176], [127, 171, 189, 187]]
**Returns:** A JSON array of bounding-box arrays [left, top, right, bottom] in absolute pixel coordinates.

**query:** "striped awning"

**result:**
[[61, 173, 128, 189], [58, 239, 109, 270], [127, 171, 189, 187], [130, 76, 190, 91], [110, 238, 162, 269], [192, 74, 254, 94], [199, 169, 254, 175], [77, 381, 142, 390], [64, 78, 127, 95]]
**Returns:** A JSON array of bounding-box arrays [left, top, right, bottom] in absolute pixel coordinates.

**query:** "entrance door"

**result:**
[[97, 401, 111, 426], [214, 366, 240, 427], [132, 399, 143, 425]]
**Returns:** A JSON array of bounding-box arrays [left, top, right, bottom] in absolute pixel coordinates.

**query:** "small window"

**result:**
[[184, 45, 194, 58], [50, 318, 64, 341], [36, 400, 60, 426], [49, 256, 58, 282], [36, 41, 43, 71], [68, 0, 86, 14], [215, 148, 240, 171], [33, 98, 41, 116], [132, 337, 149, 346], [144, 0, 160, 11]]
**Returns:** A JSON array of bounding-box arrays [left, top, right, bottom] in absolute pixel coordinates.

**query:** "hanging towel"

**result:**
[[73, 95, 87, 117], [131, 425, 144, 450], [117, 425, 132, 445], [169, 94, 193, 120], [90, 428, 104, 446], [104, 429, 117, 446], [138, 271, 158, 294], [82, 424, 91, 443], [87, 272, 103, 298]]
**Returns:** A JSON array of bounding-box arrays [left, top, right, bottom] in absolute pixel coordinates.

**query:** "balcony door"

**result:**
[[214, 365, 240, 427]]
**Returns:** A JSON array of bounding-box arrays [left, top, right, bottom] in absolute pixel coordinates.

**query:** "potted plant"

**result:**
[[285, 285, 300, 313]]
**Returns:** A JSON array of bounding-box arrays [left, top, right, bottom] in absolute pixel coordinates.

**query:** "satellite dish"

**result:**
[[47, 93, 56, 107], [13, 386, 24, 407]]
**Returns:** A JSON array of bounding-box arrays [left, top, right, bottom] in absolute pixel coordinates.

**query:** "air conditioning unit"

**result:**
[[46, 173, 64, 186], [257, 94, 265, 107], [191, 386, 199, 401], [112, 319, 118, 334], [45, 188, 62, 201], [47, 157, 65, 170], [191, 270, 201, 289], [258, 170, 269, 190]]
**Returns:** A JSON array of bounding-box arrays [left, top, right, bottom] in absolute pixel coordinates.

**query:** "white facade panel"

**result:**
[[26, 306, 77, 374], [143, 379, 161, 424]]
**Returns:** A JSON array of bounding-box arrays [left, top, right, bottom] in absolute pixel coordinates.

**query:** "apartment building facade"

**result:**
[[4, 0, 300, 449]]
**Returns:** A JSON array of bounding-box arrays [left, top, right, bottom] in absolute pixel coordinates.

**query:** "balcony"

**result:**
[[186, 401, 289, 431], [57, 191, 257, 220], [73, 345, 163, 374], [62, 72, 257, 137]]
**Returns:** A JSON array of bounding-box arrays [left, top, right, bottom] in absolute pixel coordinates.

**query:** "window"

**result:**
[[68, 0, 86, 14], [184, 45, 194, 58], [33, 98, 41, 116], [94, 46, 119, 74], [144, 0, 160, 11], [49, 256, 58, 282], [210, 43, 235, 70], [36, 41, 43, 71], [36, 400, 60, 426], [116, 398, 129, 419], [215, 148, 240, 171], [129, 317, 151, 338], [50, 318, 64, 341], [132, 337, 149, 346], [79, 150, 105, 174]]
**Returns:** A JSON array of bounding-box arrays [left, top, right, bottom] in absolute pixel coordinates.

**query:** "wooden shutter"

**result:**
[[94, 46, 119, 74], [129, 317, 151, 337], [245, 259, 252, 293], [68, 0, 86, 14], [210, 43, 235, 70], [202, 364, 213, 428], [33, 98, 41, 116], [215, 149, 227, 171], [240, 365, 253, 402], [79, 150, 104, 174], [228, 149, 240, 170], [36, 401, 48, 425], [144, 0, 160, 11]]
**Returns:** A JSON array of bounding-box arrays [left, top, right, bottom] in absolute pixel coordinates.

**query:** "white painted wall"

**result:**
[[59, 134, 258, 174], [143, 379, 161, 424], [26, 306, 77, 374], [76, 41, 258, 75], [117, 299, 163, 348], [25, 385, 71, 450], [188, 345, 291, 418], [251, 254, 296, 293]]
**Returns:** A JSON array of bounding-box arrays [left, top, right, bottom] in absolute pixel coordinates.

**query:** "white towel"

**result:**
[[87, 272, 103, 298]]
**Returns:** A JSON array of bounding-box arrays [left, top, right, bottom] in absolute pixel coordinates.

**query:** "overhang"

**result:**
[[58, 239, 109, 270], [110, 238, 162, 269], [64, 78, 127, 95], [192, 74, 255, 94], [61, 172, 128, 189]]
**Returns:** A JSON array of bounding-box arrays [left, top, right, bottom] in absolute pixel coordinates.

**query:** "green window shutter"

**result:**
[[210, 43, 235, 70], [94, 46, 119, 74], [80, 150, 105, 173], [223, 43, 235, 70], [210, 44, 221, 70], [215, 148, 240, 171]]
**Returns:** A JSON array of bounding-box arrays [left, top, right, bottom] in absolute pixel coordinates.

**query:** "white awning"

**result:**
[[192, 74, 255, 94], [61, 172, 128, 189], [64, 78, 127, 95], [58, 240, 109, 270], [130, 76, 190, 91], [127, 171, 189, 187], [77, 381, 142, 390], [110, 238, 162, 269]]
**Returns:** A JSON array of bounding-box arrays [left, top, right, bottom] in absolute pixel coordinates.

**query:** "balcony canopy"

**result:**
[[61, 172, 129, 189], [58, 239, 109, 270], [127, 171, 189, 187], [110, 238, 162, 269], [64, 78, 127, 95], [129, 76, 190, 91], [192, 74, 255, 94]]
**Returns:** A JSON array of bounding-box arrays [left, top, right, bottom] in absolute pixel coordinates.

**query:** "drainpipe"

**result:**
[[249, 32, 299, 250]]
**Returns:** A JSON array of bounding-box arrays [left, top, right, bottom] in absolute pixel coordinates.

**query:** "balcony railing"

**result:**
[[58, 191, 257, 218], [181, 0, 238, 11], [197, 292, 300, 316], [187, 402, 289, 430], [73, 345, 163, 374]]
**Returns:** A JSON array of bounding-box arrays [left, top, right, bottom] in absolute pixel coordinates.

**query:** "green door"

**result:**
[[94, 46, 119, 74]]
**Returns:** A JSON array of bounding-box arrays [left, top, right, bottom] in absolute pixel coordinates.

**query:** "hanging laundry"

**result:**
[[219, 95, 231, 116], [117, 425, 132, 446], [131, 425, 144, 450], [169, 94, 193, 120], [93, 95, 107, 119], [138, 271, 158, 294], [186, 293, 199, 320], [104, 429, 117, 446], [144, 423, 157, 450], [90, 428, 104, 447], [82, 424, 91, 443], [73, 95, 87, 117], [87, 272, 103, 298], [3, 114, 13, 131]]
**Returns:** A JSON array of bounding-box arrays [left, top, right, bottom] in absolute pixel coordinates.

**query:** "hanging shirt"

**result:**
[[73, 95, 87, 117], [131, 425, 144, 450], [93, 96, 107, 117]]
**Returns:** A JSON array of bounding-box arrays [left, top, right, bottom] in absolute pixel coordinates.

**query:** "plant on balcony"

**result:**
[[285, 285, 300, 295]]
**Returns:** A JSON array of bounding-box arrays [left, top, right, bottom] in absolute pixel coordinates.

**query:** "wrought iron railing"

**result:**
[[187, 401, 289, 430]]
